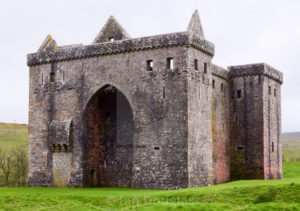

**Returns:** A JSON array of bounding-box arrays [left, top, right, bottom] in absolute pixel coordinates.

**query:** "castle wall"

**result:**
[[28, 46, 190, 189], [229, 74, 265, 179], [228, 64, 283, 180], [211, 65, 230, 184], [187, 48, 213, 187], [263, 69, 282, 179]]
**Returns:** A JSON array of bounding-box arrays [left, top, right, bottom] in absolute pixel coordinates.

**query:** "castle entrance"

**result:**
[[82, 85, 134, 187]]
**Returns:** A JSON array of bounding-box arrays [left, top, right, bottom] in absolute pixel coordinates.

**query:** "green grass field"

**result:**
[[0, 123, 299, 210]]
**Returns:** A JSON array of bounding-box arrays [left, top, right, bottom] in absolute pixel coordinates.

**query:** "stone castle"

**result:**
[[27, 10, 283, 189]]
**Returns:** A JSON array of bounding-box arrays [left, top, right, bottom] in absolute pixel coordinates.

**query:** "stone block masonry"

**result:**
[[27, 10, 283, 189]]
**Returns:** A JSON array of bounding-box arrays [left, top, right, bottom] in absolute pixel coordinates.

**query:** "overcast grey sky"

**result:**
[[0, 0, 299, 132]]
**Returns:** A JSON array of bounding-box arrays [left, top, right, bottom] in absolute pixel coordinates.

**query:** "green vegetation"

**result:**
[[0, 123, 299, 210], [0, 164, 299, 210]]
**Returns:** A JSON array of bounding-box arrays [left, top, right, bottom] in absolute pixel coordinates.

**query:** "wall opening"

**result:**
[[236, 90, 241, 99], [82, 85, 134, 187], [212, 80, 215, 89], [204, 62, 207, 74], [167, 58, 174, 70], [194, 59, 198, 70], [221, 83, 224, 92], [50, 72, 55, 83], [274, 89, 276, 97], [269, 86, 271, 95], [146, 60, 153, 71], [272, 142, 274, 152], [163, 86, 166, 99]]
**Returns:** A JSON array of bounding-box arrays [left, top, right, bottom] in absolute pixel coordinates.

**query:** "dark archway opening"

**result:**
[[83, 85, 133, 187]]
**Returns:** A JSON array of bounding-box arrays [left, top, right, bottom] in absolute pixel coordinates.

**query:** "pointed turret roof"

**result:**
[[187, 10, 205, 39], [38, 35, 57, 52], [93, 16, 131, 44]]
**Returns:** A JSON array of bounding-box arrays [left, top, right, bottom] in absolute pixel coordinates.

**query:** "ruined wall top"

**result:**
[[27, 10, 214, 66], [228, 63, 283, 84]]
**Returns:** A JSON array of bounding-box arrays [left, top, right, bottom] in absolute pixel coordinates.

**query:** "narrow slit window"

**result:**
[[42, 74, 44, 84], [235, 115, 238, 126], [163, 86, 166, 99], [237, 90, 241, 99], [194, 59, 198, 70], [146, 60, 153, 71], [62, 71, 65, 82], [272, 142, 274, 152], [274, 89, 276, 97], [204, 62, 207, 74], [221, 83, 224, 92], [212, 80, 215, 89], [50, 72, 55, 83], [269, 86, 271, 95], [167, 58, 174, 70]]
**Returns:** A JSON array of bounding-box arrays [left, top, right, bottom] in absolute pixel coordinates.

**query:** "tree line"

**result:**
[[0, 146, 27, 186]]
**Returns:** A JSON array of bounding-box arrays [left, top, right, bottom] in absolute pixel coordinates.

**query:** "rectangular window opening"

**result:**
[[167, 58, 174, 70], [50, 72, 55, 83], [237, 90, 242, 99], [204, 62, 207, 74], [212, 80, 215, 89], [269, 86, 271, 95], [42, 74, 44, 85], [272, 142, 274, 152], [194, 59, 198, 70], [146, 60, 153, 71], [163, 86, 166, 99], [274, 88, 276, 97], [221, 83, 224, 92], [62, 71, 65, 82]]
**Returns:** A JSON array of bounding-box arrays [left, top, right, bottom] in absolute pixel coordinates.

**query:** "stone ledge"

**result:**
[[228, 63, 283, 84], [211, 63, 229, 81], [27, 32, 215, 66]]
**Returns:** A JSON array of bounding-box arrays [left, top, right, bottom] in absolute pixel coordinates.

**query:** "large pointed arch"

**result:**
[[81, 84, 134, 187]]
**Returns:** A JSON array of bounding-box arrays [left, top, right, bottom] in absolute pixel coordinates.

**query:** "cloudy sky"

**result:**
[[0, 0, 299, 132]]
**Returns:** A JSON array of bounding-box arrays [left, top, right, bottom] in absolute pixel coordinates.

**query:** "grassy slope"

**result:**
[[0, 123, 299, 210]]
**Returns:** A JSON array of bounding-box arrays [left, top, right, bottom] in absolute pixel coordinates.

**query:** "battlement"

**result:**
[[228, 63, 283, 84]]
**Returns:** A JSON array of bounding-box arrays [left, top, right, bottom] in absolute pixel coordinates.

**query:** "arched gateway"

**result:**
[[82, 85, 134, 187], [27, 11, 283, 189]]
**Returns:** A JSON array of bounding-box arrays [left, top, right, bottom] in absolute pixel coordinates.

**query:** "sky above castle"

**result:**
[[0, 0, 299, 132]]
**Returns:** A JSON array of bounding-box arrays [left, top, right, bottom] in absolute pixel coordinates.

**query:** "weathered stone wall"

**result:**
[[28, 45, 191, 189], [187, 47, 213, 187], [211, 64, 230, 184], [228, 64, 282, 180], [263, 65, 282, 179]]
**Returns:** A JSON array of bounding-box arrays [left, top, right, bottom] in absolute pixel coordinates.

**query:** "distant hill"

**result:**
[[282, 132, 300, 139]]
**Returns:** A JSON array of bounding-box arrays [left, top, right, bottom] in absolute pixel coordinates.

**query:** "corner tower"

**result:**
[[228, 63, 283, 180]]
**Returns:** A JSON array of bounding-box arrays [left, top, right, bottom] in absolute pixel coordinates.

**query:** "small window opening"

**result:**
[[212, 80, 215, 89], [237, 146, 244, 150], [62, 71, 65, 82], [109, 37, 114, 42], [42, 74, 44, 84], [163, 86, 166, 99], [167, 58, 174, 70], [204, 62, 207, 74], [235, 115, 238, 125], [274, 89, 276, 97], [258, 76, 261, 84], [272, 142, 274, 152], [146, 60, 153, 71], [154, 146, 160, 150], [194, 59, 198, 70], [221, 83, 224, 92], [237, 90, 241, 99], [269, 86, 271, 95], [50, 72, 55, 83], [106, 112, 111, 118]]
